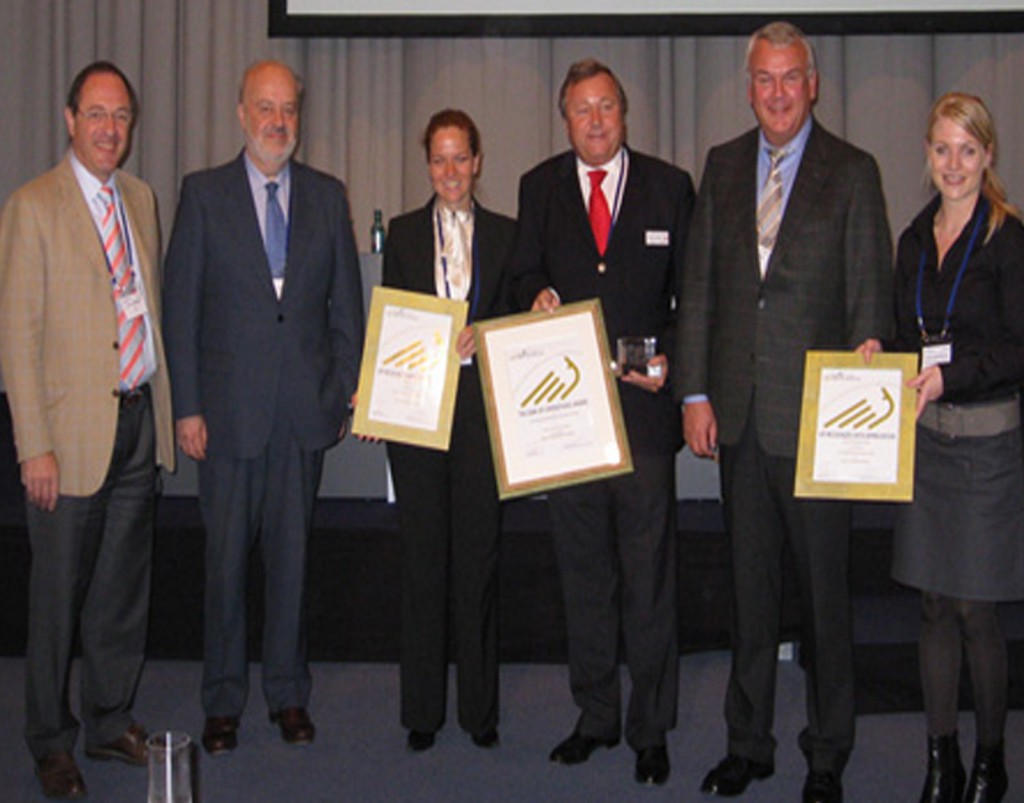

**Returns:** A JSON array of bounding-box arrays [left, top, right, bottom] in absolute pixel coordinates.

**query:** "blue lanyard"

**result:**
[[915, 202, 986, 341], [435, 207, 480, 322]]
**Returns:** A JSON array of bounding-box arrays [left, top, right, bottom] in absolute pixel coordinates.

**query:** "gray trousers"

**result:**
[[24, 391, 155, 761]]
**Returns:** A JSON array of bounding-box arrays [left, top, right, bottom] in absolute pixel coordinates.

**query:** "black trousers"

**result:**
[[388, 367, 501, 737], [198, 410, 323, 718], [25, 391, 156, 761], [548, 452, 678, 751], [719, 414, 854, 775]]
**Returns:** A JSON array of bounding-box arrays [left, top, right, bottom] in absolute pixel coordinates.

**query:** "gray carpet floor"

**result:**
[[1, 654, 1021, 802]]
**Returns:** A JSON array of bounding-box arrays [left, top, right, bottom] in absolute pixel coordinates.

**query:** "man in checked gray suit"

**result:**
[[676, 21, 892, 803]]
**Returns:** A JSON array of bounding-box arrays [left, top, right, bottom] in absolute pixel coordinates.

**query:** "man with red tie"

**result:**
[[509, 58, 695, 786]]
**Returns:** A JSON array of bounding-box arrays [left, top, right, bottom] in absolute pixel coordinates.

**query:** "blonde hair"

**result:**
[[927, 92, 1020, 241]]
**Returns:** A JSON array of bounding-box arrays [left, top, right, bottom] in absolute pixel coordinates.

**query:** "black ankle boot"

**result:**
[[964, 742, 1008, 803], [919, 733, 966, 803]]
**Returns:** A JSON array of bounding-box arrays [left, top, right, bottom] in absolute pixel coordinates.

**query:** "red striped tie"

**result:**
[[99, 185, 145, 390]]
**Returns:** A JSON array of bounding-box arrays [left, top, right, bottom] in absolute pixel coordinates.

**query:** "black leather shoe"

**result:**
[[803, 771, 843, 803], [920, 733, 965, 803], [472, 729, 499, 748], [635, 745, 670, 785], [549, 730, 619, 765], [701, 754, 774, 796], [407, 730, 436, 752], [269, 707, 315, 745], [201, 716, 239, 756], [964, 742, 1008, 803]]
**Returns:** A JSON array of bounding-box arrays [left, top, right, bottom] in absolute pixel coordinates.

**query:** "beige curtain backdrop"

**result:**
[[4, 2, 1024, 254]]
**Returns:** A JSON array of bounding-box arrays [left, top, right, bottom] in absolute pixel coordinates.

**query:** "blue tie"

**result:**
[[265, 181, 287, 280]]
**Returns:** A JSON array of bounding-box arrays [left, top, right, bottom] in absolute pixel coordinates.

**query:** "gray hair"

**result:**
[[745, 21, 817, 79]]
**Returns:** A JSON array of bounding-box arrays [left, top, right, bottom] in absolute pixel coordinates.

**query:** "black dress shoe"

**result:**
[[549, 730, 619, 765], [270, 707, 315, 745], [803, 771, 843, 803], [472, 729, 499, 748], [201, 716, 240, 756], [701, 754, 774, 796], [635, 745, 670, 785], [407, 730, 436, 752]]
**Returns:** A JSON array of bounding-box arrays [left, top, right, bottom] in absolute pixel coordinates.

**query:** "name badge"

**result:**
[[645, 230, 670, 247], [117, 286, 149, 320], [921, 341, 952, 369]]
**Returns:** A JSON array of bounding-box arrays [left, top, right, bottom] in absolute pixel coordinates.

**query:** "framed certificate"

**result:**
[[352, 287, 467, 450], [474, 299, 633, 500], [795, 350, 918, 501]]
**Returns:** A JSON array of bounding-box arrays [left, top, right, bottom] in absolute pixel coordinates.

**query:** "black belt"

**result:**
[[117, 383, 150, 410]]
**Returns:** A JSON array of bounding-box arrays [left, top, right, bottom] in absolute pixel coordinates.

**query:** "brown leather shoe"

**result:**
[[269, 707, 315, 745], [202, 716, 240, 756], [37, 751, 87, 799], [85, 722, 148, 766]]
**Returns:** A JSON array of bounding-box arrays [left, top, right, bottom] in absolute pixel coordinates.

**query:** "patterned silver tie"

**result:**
[[757, 148, 787, 251]]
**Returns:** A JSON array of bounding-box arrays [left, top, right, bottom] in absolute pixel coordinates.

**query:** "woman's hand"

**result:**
[[908, 365, 944, 419]]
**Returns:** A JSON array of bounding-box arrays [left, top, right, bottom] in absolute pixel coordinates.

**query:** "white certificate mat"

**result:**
[[352, 287, 467, 450], [475, 300, 632, 499], [795, 351, 917, 501]]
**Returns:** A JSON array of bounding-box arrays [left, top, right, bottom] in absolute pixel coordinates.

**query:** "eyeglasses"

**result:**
[[79, 108, 133, 127]]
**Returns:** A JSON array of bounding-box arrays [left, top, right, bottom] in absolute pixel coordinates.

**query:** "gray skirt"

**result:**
[[892, 423, 1024, 601]]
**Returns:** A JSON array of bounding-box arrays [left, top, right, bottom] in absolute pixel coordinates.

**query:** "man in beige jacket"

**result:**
[[0, 61, 173, 800]]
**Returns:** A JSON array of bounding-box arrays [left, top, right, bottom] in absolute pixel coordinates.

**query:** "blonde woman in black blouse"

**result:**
[[859, 92, 1024, 803]]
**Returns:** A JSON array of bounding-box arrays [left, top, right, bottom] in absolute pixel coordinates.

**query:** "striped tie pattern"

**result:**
[[757, 148, 787, 251], [99, 186, 146, 390]]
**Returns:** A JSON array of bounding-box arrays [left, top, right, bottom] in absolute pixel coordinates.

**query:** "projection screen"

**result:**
[[271, 0, 1024, 36]]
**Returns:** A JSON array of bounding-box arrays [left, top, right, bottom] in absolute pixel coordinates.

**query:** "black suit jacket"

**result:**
[[163, 153, 365, 459], [510, 148, 695, 455], [676, 121, 893, 457], [382, 198, 515, 324]]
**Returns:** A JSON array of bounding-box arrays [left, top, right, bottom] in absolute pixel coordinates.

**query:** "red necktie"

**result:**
[[588, 169, 611, 256]]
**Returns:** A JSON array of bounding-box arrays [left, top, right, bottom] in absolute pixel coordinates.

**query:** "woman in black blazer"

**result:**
[[383, 109, 516, 752]]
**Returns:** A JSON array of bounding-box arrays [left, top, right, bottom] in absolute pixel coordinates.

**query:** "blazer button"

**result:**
[[111, 388, 120, 398], [277, 314, 285, 323], [112, 341, 119, 350]]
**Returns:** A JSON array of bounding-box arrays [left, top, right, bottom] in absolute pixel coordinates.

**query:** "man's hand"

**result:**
[[621, 354, 668, 394], [683, 400, 718, 458], [531, 288, 560, 313], [855, 338, 883, 364], [176, 415, 208, 461], [22, 452, 59, 511]]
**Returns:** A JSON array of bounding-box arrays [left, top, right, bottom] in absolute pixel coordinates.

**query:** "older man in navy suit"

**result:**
[[510, 58, 694, 786], [677, 22, 892, 803], [163, 60, 364, 756]]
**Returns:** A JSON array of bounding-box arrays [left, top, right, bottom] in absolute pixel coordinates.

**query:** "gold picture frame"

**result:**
[[474, 299, 633, 500], [795, 350, 918, 501], [352, 287, 467, 451]]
